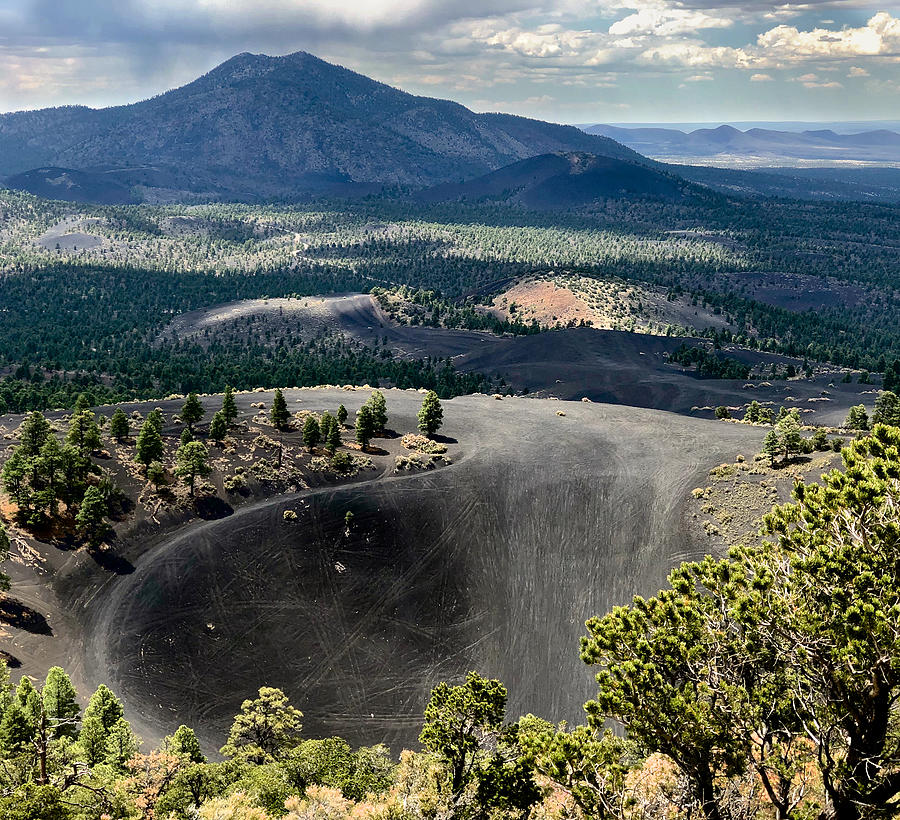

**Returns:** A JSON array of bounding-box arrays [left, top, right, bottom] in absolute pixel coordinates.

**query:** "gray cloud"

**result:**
[[0, 0, 895, 122]]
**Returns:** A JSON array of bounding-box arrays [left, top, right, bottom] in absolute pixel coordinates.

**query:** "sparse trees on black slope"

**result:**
[[302, 415, 321, 452], [109, 408, 130, 442], [417, 390, 443, 437], [209, 410, 227, 445], [367, 390, 388, 434], [180, 393, 204, 432], [355, 405, 375, 450], [131, 421, 163, 478], [221, 385, 238, 426], [270, 388, 290, 430], [175, 441, 210, 497], [75, 486, 108, 546], [66, 410, 101, 455]]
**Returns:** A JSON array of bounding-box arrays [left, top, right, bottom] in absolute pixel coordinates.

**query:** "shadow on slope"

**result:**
[[83, 394, 763, 753]]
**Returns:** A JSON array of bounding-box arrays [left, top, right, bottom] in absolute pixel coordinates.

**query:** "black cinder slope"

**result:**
[[0, 51, 643, 200], [420, 151, 702, 208]]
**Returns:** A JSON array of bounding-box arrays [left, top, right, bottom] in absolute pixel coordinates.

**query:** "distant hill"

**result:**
[[0, 51, 643, 202], [419, 151, 702, 208], [3, 167, 138, 205], [582, 123, 900, 166]]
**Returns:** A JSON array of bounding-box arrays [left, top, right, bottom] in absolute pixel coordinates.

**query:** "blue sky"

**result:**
[[0, 1, 896, 123]]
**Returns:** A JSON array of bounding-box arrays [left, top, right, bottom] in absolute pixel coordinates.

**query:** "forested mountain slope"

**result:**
[[0, 51, 642, 200]]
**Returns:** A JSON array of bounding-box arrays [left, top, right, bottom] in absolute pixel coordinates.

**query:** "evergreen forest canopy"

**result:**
[[3, 425, 900, 819], [1, 186, 900, 413]]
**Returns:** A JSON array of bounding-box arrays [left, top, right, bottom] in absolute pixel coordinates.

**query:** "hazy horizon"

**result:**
[[0, 2, 897, 123]]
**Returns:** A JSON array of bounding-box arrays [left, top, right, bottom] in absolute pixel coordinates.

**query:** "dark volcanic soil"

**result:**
[[162, 295, 875, 424], [60, 390, 764, 754]]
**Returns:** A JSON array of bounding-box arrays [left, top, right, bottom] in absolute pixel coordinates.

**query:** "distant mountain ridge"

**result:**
[[0, 51, 644, 201], [582, 123, 900, 166]]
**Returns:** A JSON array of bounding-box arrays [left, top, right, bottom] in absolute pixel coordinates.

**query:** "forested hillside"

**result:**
[[1, 187, 899, 414]]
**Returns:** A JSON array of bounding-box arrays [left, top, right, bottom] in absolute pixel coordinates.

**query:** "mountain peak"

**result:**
[[0, 50, 646, 201]]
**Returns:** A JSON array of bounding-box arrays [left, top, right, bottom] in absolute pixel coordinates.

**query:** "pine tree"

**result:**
[[66, 409, 101, 455], [78, 684, 125, 765], [180, 427, 193, 446], [146, 408, 163, 434], [73, 393, 92, 413], [873, 391, 900, 427], [109, 408, 130, 442], [220, 686, 303, 763], [271, 388, 290, 430], [777, 411, 803, 460], [0, 701, 33, 757], [762, 429, 782, 465], [76, 486, 108, 546], [327, 414, 342, 453], [367, 390, 388, 434], [355, 405, 375, 450], [42, 667, 80, 739], [845, 404, 869, 431], [104, 717, 139, 771], [165, 724, 206, 764], [319, 412, 334, 452], [19, 411, 51, 457], [146, 461, 165, 489], [337, 405, 348, 427], [222, 385, 238, 426], [135, 417, 164, 467], [743, 401, 762, 423], [175, 441, 210, 497], [302, 415, 321, 452], [417, 391, 444, 437], [181, 393, 204, 432], [209, 410, 228, 445]]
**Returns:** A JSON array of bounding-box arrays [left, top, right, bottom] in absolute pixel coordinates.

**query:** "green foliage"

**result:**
[[355, 405, 375, 449], [165, 724, 206, 764], [668, 344, 751, 380], [65, 410, 101, 455], [743, 400, 763, 423], [301, 415, 321, 451], [336, 404, 348, 426], [42, 667, 80, 740], [109, 408, 130, 442], [714, 405, 730, 419], [270, 388, 290, 430], [221, 385, 238, 426], [417, 390, 443, 437], [873, 390, 900, 427], [366, 390, 388, 433], [146, 460, 165, 488], [420, 671, 540, 816], [0, 784, 72, 820], [181, 393, 205, 431], [845, 403, 870, 431], [135, 416, 164, 467], [209, 410, 228, 444], [175, 441, 210, 496], [19, 412, 51, 457], [220, 686, 303, 764], [76, 486, 109, 546]]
